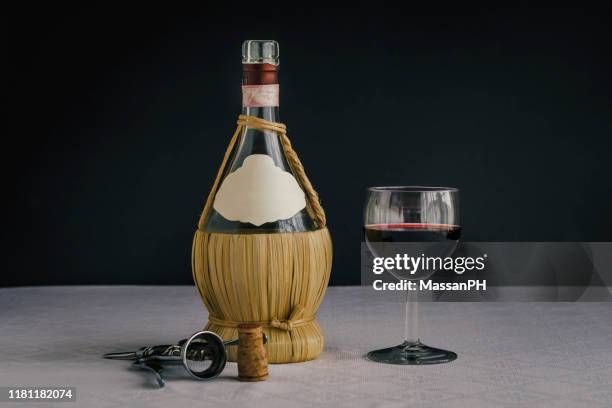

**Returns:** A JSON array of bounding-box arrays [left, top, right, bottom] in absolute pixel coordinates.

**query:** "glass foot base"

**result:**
[[366, 341, 457, 365]]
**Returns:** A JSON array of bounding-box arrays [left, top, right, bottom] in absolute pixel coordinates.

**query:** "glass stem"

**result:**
[[404, 285, 419, 344]]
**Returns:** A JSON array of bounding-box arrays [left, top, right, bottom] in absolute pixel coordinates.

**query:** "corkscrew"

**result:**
[[103, 331, 266, 387]]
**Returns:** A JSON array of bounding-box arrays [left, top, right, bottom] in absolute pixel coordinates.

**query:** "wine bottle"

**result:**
[[192, 40, 332, 364]]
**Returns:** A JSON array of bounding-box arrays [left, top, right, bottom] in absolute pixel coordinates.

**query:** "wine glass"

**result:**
[[364, 186, 460, 365]]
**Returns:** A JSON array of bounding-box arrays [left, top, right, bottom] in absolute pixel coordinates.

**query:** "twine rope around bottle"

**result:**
[[208, 305, 313, 332], [197, 114, 327, 230]]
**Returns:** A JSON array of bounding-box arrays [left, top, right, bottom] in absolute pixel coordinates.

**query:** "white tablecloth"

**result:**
[[1, 286, 611, 407]]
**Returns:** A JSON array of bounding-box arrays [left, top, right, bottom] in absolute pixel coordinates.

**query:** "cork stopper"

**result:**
[[237, 324, 268, 381]]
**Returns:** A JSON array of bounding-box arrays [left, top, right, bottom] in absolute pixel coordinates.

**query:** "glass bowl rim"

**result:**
[[367, 186, 459, 193]]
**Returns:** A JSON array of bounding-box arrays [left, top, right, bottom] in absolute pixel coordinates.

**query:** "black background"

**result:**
[[6, 3, 612, 286]]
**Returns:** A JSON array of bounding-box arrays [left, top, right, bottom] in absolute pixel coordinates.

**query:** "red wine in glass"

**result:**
[[364, 223, 461, 281], [364, 223, 461, 242]]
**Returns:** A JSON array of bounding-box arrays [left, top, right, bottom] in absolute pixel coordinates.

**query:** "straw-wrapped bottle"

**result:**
[[192, 40, 332, 363]]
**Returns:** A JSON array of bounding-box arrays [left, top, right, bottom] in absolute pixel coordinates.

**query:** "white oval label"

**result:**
[[213, 154, 306, 226]]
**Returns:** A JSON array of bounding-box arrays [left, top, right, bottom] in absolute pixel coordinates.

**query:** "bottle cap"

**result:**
[[242, 40, 279, 65]]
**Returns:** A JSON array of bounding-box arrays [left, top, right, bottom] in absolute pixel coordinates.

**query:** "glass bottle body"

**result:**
[[203, 49, 316, 233]]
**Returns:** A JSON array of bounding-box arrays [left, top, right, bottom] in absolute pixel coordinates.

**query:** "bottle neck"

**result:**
[[242, 106, 278, 121], [242, 63, 279, 122]]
